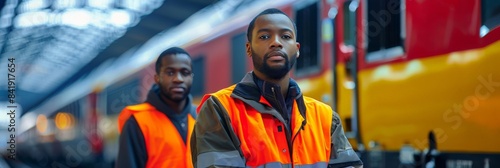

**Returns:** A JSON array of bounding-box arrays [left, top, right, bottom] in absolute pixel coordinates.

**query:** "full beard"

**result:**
[[252, 50, 297, 80]]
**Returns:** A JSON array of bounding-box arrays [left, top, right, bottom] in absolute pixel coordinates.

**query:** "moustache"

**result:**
[[264, 51, 288, 60]]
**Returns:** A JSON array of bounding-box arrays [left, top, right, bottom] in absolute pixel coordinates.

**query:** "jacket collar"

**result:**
[[231, 72, 307, 121], [252, 72, 302, 102]]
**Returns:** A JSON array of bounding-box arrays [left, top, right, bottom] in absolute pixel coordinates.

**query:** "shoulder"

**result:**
[[118, 103, 155, 132], [122, 103, 155, 112], [302, 96, 332, 109], [199, 84, 237, 108], [301, 96, 334, 118], [120, 103, 156, 118], [122, 115, 140, 128], [211, 84, 237, 98], [123, 103, 160, 118], [197, 85, 240, 115]]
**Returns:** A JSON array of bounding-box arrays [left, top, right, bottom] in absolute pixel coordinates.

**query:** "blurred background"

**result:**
[[0, 0, 499, 167]]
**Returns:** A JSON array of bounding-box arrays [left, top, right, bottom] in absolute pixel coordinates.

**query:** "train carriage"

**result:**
[[178, 0, 500, 167], [14, 0, 500, 167]]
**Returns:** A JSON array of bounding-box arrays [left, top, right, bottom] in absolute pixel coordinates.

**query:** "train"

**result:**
[[13, 0, 500, 167]]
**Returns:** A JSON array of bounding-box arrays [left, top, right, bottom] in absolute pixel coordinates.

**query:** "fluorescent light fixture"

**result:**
[[109, 9, 134, 27], [61, 9, 92, 29]]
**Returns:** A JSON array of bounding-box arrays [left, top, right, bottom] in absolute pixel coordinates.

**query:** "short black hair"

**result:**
[[155, 47, 191, 74], [246, 8, 297, 42]]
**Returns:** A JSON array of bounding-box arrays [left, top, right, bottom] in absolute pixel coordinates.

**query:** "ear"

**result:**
[[296, 42, 301, 58], [154, 74, 160, 83], [246, 42, 252, 57]]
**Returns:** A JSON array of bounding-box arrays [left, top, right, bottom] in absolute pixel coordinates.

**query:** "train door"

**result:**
[[332, 0, 362, 150]]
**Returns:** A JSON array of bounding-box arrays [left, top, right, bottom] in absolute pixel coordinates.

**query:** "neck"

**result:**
[[254, 71, 290, 97], [161, 96, 186, 114]]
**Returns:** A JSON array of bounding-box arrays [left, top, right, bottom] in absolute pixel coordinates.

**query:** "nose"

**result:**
[[172, 72, 184, 83], [270, 36, 283, 49]]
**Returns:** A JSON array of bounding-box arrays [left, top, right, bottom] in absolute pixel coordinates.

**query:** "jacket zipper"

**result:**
[[291, 121, 306, 166], [271, 87, 295, 166]]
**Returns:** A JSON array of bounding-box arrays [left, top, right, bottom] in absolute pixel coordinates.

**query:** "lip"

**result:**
[[266, 51, 285, 58], [170, 87, 185, 92], [268, 56, 285, 61], [266, 51, 286, 61]]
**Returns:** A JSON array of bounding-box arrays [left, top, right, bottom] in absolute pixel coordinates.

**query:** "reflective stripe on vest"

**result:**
[[197, 150, 246, 168], [255, 161, 328, 168]]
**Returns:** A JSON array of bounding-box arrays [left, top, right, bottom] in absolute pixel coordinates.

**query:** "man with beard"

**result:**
[[191, 8, 363, 168], [116, 47, 197, 168]]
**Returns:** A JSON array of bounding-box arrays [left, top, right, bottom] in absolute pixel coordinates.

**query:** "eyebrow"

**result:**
[[256, 28, 294, 34], [164, 67, 191, 71]]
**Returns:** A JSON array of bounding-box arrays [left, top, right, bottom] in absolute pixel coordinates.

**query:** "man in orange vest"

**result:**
[[191, 8, 363, 168], [116, 47, 197, 168]]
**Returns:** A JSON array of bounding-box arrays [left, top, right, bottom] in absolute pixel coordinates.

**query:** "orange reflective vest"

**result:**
[[191, 73, 362, 168], [119, 103, 195, 168]]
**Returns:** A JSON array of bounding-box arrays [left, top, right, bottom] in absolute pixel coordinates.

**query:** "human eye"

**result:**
[[181, 70, 192, 77], [165, 71, 175, 76], [282, 34, 292, 39], [259, 34, 270, 39]]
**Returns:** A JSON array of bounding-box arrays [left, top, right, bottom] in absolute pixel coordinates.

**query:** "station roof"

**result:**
[[0, 0, 222, 114]]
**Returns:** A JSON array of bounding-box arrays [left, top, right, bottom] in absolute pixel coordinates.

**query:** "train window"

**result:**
[[481, 0, 500, 37], [191, 56, 205, 96], [231, 33, 247, 84], [295, 1, 320, 76], [344, 0, 356, 46], [106, 78, 141, 115], [366, 0, 405, 62]]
